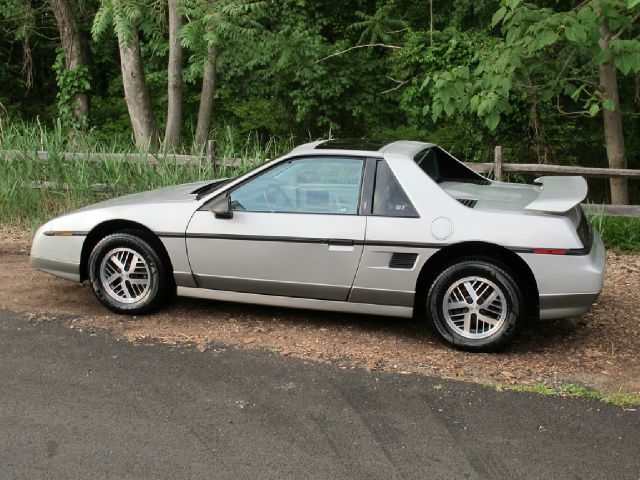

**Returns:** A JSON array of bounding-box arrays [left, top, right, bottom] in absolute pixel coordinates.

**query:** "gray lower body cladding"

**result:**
[[29, 256, 80, 283]]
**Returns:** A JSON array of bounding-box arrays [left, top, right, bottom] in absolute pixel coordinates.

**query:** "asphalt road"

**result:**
[[0, 309, 638, 480]]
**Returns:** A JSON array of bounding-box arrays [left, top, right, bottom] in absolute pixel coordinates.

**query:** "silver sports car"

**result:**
[[30, 139, 605, 351]]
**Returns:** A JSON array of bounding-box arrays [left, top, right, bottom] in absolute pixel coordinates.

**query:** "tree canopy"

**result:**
[[0, 0, 638, 201]]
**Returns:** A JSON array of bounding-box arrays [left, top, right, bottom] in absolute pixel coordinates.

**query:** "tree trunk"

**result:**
[[635, 74, 640, 149], [117, 26, 160, 152], [49, 0, 90, 125], [195, 45, 219, 149], [598, 15, 628, 205], [164, 0, 183, 151]]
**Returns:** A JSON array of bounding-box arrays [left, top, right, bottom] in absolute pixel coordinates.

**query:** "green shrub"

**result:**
[[589, 214, 640, 254]]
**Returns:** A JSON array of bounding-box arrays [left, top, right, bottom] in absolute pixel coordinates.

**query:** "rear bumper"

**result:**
[[538, 292, 600, 319], [521, 230, 605, 320]]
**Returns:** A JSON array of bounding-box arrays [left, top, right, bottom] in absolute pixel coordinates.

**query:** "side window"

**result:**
[[230, 157, 364, 215], [372, 161, 418, 217]]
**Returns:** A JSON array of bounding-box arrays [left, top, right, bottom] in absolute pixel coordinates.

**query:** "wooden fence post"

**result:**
[[494, 145, 503, 181], [206, 140, 216, 169]]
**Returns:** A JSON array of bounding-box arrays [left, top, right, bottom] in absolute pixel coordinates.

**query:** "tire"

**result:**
[[88, 232, 171, 315], [426, 258, 524, 352]]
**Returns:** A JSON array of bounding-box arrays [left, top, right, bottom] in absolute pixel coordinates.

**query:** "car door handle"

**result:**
[[327, 239, 355, 252]]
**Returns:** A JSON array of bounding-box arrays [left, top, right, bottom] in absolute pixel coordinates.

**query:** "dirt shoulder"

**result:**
[[1, 224, 638, 397]]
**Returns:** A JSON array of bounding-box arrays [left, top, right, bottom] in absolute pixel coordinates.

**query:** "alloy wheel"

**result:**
[[442, 276, 507, 339], [99, 247, 151, 304]]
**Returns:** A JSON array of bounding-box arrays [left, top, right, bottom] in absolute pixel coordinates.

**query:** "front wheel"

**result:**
[[88, 232, 170, 315], [426, 259, 524, 352]]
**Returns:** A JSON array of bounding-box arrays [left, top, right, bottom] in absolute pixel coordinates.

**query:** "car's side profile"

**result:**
[[30, 139, 606, 351]]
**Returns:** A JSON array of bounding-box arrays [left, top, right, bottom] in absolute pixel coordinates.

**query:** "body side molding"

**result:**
[[177, 286, 413, 318]]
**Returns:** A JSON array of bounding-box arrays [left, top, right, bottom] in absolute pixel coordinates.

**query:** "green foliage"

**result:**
[[201, 0, 399, 137], [92, 0, 166, 53], [0, 0, 53, 114], [388, 29, 498, 160], [0, 0, 36, 43], [589, 213, 640, 253], [180, 0, 265, 85], [53, 50, 91, 130], [230, 97, 294, 137], [350, 4, 406, 44], [393, 28, 488, 124], [423, 0, 640, 130], [180, 0, 265, 49]]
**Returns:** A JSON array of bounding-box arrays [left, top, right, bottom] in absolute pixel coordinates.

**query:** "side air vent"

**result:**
[[389, 253, 418, 269], [457, 198, 478, 208]]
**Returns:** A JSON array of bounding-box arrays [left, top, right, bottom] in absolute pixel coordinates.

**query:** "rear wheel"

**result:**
[[426, 258, 524, 352], [88, 232, 171, 314]]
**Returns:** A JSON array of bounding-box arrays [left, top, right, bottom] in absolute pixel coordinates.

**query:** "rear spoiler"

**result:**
[[524, 176, 588, 213]]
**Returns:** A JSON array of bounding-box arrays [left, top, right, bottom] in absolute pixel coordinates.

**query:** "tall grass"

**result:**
[[1, 121, 639, 254], [0, 120, 293, 228], [588, 214, 640, 253]]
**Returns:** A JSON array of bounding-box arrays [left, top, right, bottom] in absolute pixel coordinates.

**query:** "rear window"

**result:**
[[415, 147, 489, 185]]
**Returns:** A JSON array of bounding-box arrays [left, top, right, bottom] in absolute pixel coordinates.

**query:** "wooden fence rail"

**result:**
[[2, 143, 639, 217], [467, 146, 640, 180], [481, 146, 640, 217], [468, 162, 640, 180], [0, 142, 243, 168]]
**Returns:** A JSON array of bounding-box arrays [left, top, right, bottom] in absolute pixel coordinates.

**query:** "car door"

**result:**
[[186, 156, 367, 301], [351, 159, 425, 308]]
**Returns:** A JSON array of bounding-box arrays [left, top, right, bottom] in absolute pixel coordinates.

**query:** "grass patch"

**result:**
[[588, 214, 640, 254], [496, 383, 640, 407], [0, 120, 293, 228]]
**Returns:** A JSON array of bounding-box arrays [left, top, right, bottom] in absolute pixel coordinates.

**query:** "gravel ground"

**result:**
[[1, 224, 638, 396]]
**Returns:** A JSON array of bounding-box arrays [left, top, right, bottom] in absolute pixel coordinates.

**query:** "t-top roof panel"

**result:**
[[314, 138, 392, 151]]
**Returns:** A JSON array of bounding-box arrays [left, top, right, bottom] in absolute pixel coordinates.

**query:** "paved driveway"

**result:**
[[0, 309, 638, 480]]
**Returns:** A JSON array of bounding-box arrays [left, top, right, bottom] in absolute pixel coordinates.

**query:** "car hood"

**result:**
[[75, 180, 213, 212]]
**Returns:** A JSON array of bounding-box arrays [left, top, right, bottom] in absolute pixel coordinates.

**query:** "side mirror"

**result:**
[[209, 195, 233, 219]]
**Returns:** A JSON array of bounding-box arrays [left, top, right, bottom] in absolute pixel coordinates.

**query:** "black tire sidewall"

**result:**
[[88, 233, 167, 315], [427, 259, 523, 352]]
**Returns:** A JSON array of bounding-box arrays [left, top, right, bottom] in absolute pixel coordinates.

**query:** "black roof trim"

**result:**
[[315, 138, 392, 151]]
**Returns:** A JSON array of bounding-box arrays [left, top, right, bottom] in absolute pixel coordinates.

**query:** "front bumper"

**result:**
[[522, 230, 606, 319], [29, 256, 81, 282], [29, 223, 84, 282]]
